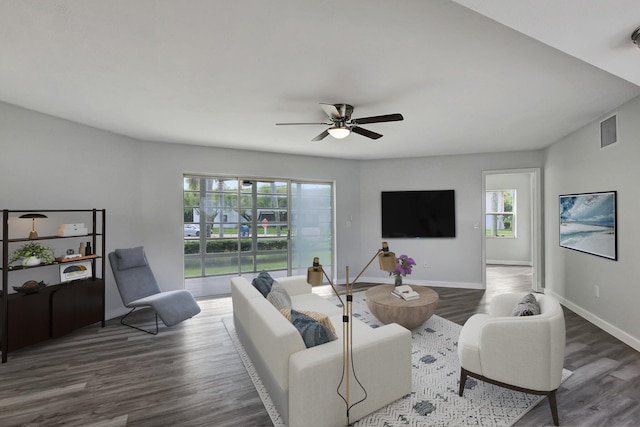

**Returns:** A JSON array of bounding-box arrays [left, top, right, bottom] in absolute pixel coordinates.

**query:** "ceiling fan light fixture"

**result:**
[[328, 125, 350, 139]]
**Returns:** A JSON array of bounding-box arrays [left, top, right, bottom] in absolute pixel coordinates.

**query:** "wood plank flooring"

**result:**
[[0, 266, 638, 426]]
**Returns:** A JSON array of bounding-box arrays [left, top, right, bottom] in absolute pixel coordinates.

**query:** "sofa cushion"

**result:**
[[287, 309, 337, 348], [512, 293, 541, 316], [252, 271, 274, 297], [267, 282, 292, 310]]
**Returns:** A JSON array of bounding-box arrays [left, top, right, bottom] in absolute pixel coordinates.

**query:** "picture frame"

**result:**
[[59, 260, 93, 282], [559, 191, 617, 260]]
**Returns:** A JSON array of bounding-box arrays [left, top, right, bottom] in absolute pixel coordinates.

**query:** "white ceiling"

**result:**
[[1, 0, 639, 160]]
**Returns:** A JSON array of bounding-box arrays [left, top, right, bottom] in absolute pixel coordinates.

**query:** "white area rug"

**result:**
[[223, 291, 571, 426]]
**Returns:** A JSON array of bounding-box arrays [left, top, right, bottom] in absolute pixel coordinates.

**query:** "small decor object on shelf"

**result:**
[[13, 280, 48, 294], [59, 260, 93, 282], [8, 242, 56, 268], [58, 223, 88, 237], [390, 254, 416, 286]]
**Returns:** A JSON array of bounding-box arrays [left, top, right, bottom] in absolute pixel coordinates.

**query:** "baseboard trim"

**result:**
[[545, 289, 640, 353]]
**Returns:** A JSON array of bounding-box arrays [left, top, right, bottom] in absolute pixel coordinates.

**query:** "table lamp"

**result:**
[[19, 213, 48, 240]]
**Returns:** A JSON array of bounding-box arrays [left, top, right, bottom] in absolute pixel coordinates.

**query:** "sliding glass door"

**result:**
[[183, 175, 333, 295], [290, 182, 333, 278]]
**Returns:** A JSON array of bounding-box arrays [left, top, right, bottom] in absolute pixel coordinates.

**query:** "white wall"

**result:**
[[0, 102, 361, 320], [357, 152, 544, 288], [485, 172, 532, 265], [544, 95, 640, 351]]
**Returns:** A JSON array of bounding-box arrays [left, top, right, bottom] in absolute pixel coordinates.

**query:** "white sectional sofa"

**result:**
[[231, 275, 412, 427]]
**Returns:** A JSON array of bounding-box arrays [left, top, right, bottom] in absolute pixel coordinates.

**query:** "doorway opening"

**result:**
[[482, 169, 542, 293]]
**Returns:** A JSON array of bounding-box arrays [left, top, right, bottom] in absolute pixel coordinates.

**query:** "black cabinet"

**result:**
[[1, 209, 106, 362]]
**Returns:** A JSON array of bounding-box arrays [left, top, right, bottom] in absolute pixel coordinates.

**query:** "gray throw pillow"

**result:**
[[251, 270, 274, 297], [512, 293, 541, 316], [267, 283, 292, 310], [115, 246, 147, 270], [290, 309, 336, 348]]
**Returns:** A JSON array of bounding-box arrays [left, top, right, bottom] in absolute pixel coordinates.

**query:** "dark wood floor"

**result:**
[[0, 266, 638, 426]]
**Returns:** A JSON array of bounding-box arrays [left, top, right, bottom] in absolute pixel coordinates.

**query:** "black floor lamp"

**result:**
[[307, 242, 397, 426]]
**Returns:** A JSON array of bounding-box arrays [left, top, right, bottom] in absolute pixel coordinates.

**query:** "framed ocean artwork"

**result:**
[[559, 191, 617, 260]]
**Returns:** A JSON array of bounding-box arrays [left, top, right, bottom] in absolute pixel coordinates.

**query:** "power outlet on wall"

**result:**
[[594, 285, 600, 298], [423, 263, 428, 268]]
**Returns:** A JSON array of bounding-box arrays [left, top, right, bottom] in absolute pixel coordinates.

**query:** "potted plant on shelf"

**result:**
[[8, 242, 55, 267]]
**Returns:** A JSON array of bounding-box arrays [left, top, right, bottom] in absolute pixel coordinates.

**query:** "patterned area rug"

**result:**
[[223, 291, 571, 426]]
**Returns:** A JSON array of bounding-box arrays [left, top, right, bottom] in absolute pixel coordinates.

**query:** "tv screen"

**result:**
[[381, 190, 456, 238]]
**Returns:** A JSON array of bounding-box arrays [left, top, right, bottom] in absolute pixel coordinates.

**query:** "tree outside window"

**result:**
[[486, 190, 516, 237]]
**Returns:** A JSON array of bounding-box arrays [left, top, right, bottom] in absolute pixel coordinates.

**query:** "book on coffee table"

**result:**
[[391, 285, 420, 301]]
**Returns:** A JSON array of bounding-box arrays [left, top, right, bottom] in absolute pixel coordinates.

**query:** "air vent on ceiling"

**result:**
[[600, 114, 617, 148]]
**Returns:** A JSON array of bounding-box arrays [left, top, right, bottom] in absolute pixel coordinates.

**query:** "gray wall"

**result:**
[[544, 95, 640, 350], [485, 172, 532, 265], [0, 102, 361, 320], [357, 152, 544, 287]]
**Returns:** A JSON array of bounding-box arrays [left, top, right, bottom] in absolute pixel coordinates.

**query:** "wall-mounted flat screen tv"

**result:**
[[381, 190, 456, 238]]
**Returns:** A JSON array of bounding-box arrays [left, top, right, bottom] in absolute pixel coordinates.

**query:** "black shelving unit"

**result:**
[[0, 209, 106, 363]]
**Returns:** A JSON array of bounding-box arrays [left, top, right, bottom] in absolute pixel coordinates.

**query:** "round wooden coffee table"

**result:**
[[365, 284, 439, 329]]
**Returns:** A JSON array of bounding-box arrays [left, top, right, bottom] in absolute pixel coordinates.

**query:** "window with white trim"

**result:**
[[485, 189, 516, 238]]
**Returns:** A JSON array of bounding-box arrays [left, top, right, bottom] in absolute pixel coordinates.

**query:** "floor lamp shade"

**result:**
[[307, 257, 324, 286], [378, 241, 396, 272]]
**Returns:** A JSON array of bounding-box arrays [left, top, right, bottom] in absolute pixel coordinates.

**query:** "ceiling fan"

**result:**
[[276, 103, 404, 141]]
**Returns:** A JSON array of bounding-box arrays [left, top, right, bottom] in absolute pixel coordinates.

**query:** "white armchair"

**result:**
[[457, 292, 566, 426]]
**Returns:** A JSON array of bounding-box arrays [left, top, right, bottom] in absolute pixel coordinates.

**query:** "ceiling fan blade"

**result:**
[[351, 126, 383, 140], [319, 103, 343, 120], [311, 129, 330, 141], [351, 113, 404, 125], [276, 122, 331, 126]]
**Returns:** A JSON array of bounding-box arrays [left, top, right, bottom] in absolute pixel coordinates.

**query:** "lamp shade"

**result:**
[[307, 257, 324, 286], [378, 241, 397, 272], [19, 213, 48, 219]]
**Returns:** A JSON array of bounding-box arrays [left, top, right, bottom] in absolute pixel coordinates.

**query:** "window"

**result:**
[[486, 190, 516, 238]]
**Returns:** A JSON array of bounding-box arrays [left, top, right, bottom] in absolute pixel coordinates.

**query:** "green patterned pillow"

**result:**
[[289, 309, 337, 348]]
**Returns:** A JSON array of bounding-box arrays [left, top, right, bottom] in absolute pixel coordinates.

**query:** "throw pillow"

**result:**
[[289, 309, 337, 348], [115, 246, 147, 270], [267, 283, 292, 310], [251, 271, 274, 297], [512, 293, 541, 316], [279, 309, 337, 339]]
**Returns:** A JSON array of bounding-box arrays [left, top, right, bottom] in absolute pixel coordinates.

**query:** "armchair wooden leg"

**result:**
[[458, 368, 561, 426], [548, 390, 559, 426], [458, 368, 467, 397]]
